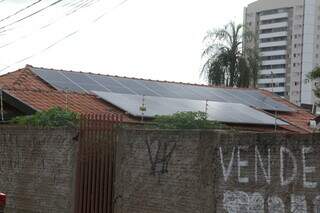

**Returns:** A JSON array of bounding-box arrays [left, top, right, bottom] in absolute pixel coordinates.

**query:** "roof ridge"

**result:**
[[4, 87, 97, 97], [25, 64, 260, 90], [260, 89, 314, 114]]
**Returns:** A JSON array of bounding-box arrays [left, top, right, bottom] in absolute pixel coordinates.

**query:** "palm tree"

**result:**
[[307, 67, 320, 101], [238, 56, 250, 88], [246, 45, 261, 88], [201, 22, 245, 87]]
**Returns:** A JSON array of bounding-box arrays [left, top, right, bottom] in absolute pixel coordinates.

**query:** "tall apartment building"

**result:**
[[244, 0, 320, 108]]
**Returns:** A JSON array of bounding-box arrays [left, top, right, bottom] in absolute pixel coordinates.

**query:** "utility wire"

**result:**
[[0, 0, 44, 24], [0, 0, 99, 49], [0, 0, 65, 32], [0, 0, 129, 73], [66, 0, 99, 15], [0, 0, 95, 35], [0, 0, 6, 3]]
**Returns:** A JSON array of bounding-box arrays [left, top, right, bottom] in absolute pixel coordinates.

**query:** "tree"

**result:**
[[201, 22, 246, 87], [238, 56, 250, 88], [206, 53, 227, 86], [307, 67, 320, 104], [152, 111, 225, 129], [201, 22, 256, 88], [244, 36, 261, 88], [10, 107, 79, 127]]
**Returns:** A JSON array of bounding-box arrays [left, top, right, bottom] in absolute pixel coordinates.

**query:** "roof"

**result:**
[[0, 65, 316, 133], [0, 68, 55, 91], [0, 68, 131, 121], [260, 90, 315, 133], [27, 65, 294, 112], [4, 88, 120, 115]]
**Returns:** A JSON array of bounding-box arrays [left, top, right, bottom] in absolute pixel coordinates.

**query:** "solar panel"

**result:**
[[30, 67, 294, 112], [62, 71, 107, 92], [87, 75, 136, 94], [92, 91, 288, 126], [112, 77, 159, 96], [31, 67, 86, 92]]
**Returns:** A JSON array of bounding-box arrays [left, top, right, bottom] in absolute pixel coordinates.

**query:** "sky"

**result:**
[[0, 0, 255, 84]]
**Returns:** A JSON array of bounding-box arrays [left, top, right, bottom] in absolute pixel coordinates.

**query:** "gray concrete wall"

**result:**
[[114, 129, 320, 213], [0, 127, 78, 213]]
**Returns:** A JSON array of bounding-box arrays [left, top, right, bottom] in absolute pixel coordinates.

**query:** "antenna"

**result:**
[[274, 106, 278, 132], [205, 99, 208, 116], [271, 71, 274, 94], [0, 87, 3, 122], [139, 95, 146, 122], [65, 88, 69, 111]]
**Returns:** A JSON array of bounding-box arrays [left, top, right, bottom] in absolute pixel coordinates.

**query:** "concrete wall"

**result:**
[[114, 129, 320, 213], [0, 127, 78, 213]]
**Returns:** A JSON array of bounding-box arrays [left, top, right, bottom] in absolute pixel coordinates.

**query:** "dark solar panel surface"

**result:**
[[30, 67, 294, 112], [92, 91, 288, 125]]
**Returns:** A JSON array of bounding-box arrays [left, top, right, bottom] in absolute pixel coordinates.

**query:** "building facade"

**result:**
[[244, 0, 320, 107]]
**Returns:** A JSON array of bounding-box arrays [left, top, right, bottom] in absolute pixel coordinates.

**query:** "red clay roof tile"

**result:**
[[0, 66, 316, 133]]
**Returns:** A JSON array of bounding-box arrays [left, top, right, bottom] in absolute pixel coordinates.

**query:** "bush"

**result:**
[[153, 111, 225, 129], [10, 107, 79, 127]]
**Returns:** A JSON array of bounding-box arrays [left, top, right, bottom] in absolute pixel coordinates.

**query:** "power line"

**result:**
[[0, 0, 65, 33], [0, 0, 100, 49], [0, 0, 44, 24], [0, 0, 129, 73], [0, 0, 96, 35]]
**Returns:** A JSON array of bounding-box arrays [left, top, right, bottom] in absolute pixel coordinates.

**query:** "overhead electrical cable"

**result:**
[[0, 0, 100, 48], [0, 0, 65, 32], [0, 0, 44, 24], [0, 0, 129, 73]]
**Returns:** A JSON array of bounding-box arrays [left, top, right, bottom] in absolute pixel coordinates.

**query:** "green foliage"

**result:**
[[10, 107, 79, 127], [201, 21, 260, 88], [238, 57, 250, 88], [307, 67, 320, 102], [308, 67, 320, 81], [153, 111, 225, 130], [201, 22, 247, 87], [245, 44, 261, 88]]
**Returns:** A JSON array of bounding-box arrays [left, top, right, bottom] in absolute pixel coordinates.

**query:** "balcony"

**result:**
[[258, 78, 286, 84], [260, 50, 287, 57], [260, 69, 286, 75], [260, 12, 288, 21], [261, 59, 287, 66], [259, 31, 288, 39], [259, 40, 287, 48], [259, 22, 288, 30]]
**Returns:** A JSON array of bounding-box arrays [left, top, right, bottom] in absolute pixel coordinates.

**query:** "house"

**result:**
[[0, 65, 316, 133]]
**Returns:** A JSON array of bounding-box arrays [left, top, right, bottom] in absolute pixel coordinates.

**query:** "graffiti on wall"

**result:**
[[146, 137, 177, 176], [218, 145, 320, 212]]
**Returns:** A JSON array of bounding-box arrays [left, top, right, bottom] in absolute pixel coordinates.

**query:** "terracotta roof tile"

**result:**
[[4, 88, 132, 122], [260, 90, 316, 133], [0, 66, 316, 133], [0, 68, 54, 91]]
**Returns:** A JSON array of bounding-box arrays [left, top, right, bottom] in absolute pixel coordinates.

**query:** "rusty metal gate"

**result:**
[[74, 114, 122, 213]]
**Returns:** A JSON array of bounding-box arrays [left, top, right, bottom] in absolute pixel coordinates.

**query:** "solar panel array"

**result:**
[[30, 66, 294, 112], [92, 91, 288, 126]]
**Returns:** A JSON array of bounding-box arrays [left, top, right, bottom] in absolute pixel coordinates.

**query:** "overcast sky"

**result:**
[[0, 0, 255, 84]]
